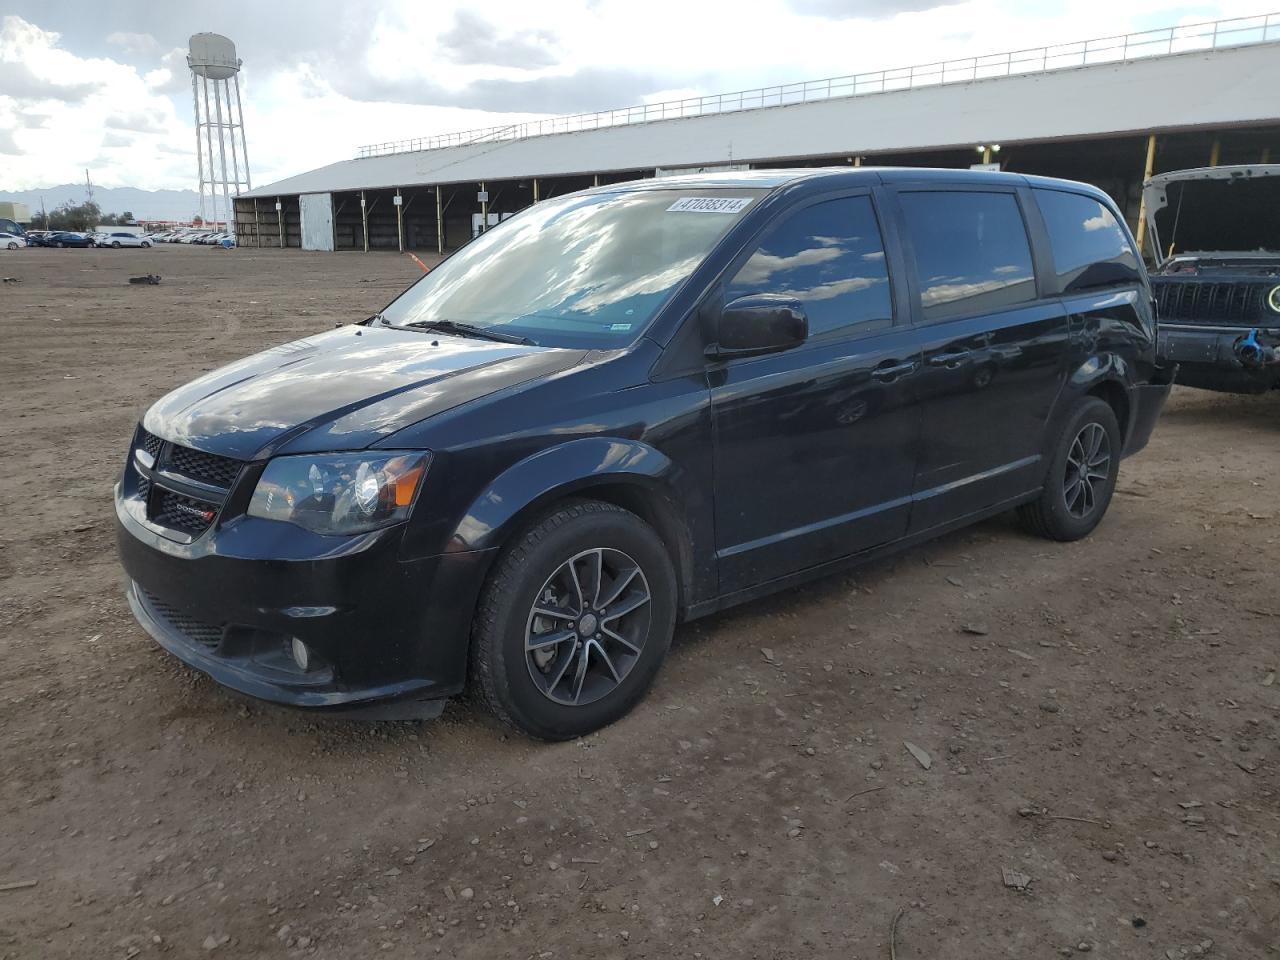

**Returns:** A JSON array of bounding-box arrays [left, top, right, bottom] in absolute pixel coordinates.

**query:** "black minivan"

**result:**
[[116, 169, 1172, 739]]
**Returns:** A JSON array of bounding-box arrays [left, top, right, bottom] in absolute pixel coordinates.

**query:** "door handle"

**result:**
[[929, 350, 972, 368], [871, 360, 917, 382]]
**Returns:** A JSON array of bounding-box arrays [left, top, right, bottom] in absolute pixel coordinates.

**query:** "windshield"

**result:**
[[380, 188, 764, 348]]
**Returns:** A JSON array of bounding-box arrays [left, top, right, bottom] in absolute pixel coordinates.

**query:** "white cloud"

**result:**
[[0, 1, 1263, 193], [106, 31, 157, 56], [0, 16, 187, 189]]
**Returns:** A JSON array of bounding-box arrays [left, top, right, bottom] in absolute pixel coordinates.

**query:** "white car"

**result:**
[[0, 232, 26, 249], [99, 231, 153, 249]]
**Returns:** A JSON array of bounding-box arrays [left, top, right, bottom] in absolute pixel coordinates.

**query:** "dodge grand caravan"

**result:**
[[116, 169, 1172, 739]]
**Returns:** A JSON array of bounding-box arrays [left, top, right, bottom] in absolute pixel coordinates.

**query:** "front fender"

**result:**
[[448, 437, 684, 555]]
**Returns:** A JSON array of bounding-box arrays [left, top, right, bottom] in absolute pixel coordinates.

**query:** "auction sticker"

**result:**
[[667, 197, 753, 214]]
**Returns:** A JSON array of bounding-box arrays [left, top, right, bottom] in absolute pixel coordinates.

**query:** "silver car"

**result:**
[[99, 232, 154, 249]]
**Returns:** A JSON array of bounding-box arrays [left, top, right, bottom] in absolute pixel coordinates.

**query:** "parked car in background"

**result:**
[[0, 232, 26, 249], [116, 168, 1172, 739], [98, 231, 154, 248], [1147, 164, 1280, 392], [46, 232, 94, 248]]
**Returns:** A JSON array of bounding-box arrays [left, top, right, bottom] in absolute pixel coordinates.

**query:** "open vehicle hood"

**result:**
[[143, 325, 587, 460], [1144, 164, 1280, 269]]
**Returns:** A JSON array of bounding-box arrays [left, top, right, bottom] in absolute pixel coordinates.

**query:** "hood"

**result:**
[[1144, 164, 1280, 268], [143, 325, 587, 460]]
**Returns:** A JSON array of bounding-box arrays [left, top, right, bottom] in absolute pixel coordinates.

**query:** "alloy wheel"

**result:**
[[524, 547, 652, 706], [1064, 422, 1111, 519]]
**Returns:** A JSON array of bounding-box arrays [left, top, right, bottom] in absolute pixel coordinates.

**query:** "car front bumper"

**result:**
[[115, 485, 495, 717], [1158, 324, 1280, 393]]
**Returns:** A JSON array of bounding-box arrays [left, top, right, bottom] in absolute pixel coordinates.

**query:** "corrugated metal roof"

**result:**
[[243, 41, 1280, 199]]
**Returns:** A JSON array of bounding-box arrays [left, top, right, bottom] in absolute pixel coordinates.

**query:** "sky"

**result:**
[[0, 0, 1264, 194]]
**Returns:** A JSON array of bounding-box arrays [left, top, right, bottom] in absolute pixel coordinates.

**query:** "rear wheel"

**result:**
[[1018, 396, 1120, 541], [470, 500, 677, 740]]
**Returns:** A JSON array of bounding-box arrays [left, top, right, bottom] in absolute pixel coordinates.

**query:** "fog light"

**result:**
[[291, 637, 310, 672]]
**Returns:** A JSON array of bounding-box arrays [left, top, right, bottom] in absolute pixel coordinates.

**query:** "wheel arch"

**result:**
[[1061, 353, 1135, 447], [449, 438, 698, 613]]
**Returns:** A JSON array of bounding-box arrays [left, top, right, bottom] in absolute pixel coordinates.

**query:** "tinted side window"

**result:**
[[899, 191, 1036, 321], [1034, 189, 1141, 293], [726, 196, 892, 338]]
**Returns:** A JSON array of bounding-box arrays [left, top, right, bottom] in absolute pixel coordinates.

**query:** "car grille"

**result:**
[[138, 587, 224, 651], [1154, 279, 1276, 326], [152, 489, 220, 534], [131, 427, 246, 538], [165, 444, 242, 488]]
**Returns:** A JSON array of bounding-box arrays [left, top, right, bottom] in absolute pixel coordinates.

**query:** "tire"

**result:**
[[142, 241, 151, 248], [6, 242, 15, 250], [56, 242, 64, 248], [470, 500, 678, 740], [1018, 396, 1121, 541], [111, 241, 121, 248]]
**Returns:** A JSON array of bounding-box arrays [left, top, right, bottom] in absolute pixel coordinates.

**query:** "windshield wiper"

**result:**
[[402, 319, 536, 346]]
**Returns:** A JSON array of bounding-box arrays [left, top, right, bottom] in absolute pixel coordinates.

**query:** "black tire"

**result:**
[[1018, 396, 1121, 541], [142, 241, 151, 248], [6, 242, 15, 250], [111, 241, 121, 248], [470, 500, 677, 740], [56, 241, 64, 248]]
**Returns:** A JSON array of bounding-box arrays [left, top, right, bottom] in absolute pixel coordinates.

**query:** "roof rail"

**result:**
[[356, 12, 1279, 160]]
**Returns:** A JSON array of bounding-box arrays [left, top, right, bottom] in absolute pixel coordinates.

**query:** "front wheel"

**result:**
[[470, 500, 677, 740], [1018, 396, 1121, 541], [56, 242, 64, 248], [111, 241, 121, 248], [141, 241, 151, 247], [6, 242, 15, 250]]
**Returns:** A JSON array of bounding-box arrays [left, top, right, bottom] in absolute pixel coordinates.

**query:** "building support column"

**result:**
[[1135, 134, 1158, 256], [396, 188, 404, 252], [480, 181, 488, 235], [533, 178, 539, 202], [276, 197, 284, 249], [1209, 138, 1221, 167], [361, 190, 369, 253], [436, 188, 444, 254], [593, 174, 600, 187], [253, 198, 261, 248]]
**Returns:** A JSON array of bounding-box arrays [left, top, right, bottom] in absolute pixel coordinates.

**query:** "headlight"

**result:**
[[1268, 285, 1280, 313], [247, 452, 429, 535]]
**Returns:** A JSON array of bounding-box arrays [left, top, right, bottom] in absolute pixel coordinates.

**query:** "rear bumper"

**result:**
[[1123, 366, 1175, 458], [1158, 324, 1280, 394], [116, 485, 495, 716]]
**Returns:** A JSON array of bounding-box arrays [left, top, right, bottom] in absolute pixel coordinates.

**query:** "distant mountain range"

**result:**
[[0, 184, 204, 222]]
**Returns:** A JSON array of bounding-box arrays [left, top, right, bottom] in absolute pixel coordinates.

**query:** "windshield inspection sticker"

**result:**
[[667, 196, 753, 214]]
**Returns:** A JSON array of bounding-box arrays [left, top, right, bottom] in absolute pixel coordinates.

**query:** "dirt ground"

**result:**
[[0, 244, 1277, 959]]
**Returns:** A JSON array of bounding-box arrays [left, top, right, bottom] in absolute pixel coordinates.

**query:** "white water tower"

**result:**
[[188, 33, 251, 233]]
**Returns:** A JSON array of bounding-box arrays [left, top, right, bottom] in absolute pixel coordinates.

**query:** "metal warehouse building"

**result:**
[[233, 13, 1280, 257]]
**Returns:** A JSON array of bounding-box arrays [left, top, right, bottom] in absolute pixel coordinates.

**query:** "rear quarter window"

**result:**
[[1033, 189, 1141, 293]]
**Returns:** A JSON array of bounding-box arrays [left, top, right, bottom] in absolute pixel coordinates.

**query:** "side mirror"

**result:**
[[709, 294, 808, 359]]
